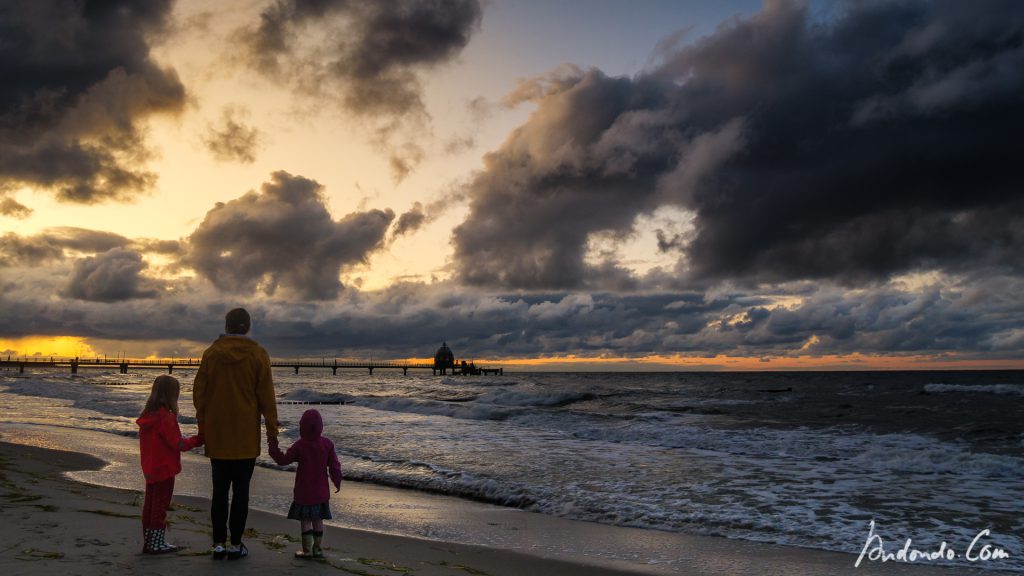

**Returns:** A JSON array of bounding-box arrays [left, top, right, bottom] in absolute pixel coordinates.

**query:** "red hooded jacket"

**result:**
[[269, 409, 342, 505], [137, 407, 202, 484]]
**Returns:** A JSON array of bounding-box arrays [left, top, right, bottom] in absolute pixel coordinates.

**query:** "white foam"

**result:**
[[480, 388, 596, 407], [925, 383, 1024, 396], [362, 396, 516, 421], [280, 388, 354, 404], [440, 377, 519, 387]]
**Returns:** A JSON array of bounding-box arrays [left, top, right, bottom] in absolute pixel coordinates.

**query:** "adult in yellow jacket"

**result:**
[[193, 308, 278, 560]]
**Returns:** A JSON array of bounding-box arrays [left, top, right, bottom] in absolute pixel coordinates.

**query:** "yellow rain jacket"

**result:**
[[193, 335, 278, 459]]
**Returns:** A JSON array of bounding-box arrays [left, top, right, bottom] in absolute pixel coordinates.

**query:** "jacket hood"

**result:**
[[208, 335, 258, 363], [299, 409, 323, 440], [136, 407, 168, 430]]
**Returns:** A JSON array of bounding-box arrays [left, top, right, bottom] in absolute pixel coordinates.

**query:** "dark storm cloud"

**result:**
[[243, 0, 482, 178], [656, 230, 686, 253], [183, 171, 394, 300], [1, 228, 128, 266], [0, 228, 181, 267], [389, 185, 468, 240], [250, 0, 480, 115], [454, 67, 670, 290], [0, 196, 31, 218], [63, 247, 160, 302], [44, 227, 132, 254], [453, 0, 1024, 290], [0, 233, 65, 266], [0, 0, 186, 203], [392, 202, 427, 238], [202, 106, 262, 164]]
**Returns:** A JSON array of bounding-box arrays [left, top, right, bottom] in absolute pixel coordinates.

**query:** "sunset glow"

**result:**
[[2, 0, 1022, 370]]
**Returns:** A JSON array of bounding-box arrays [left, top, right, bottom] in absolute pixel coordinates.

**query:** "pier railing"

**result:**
[[0, 356, 501, 376]]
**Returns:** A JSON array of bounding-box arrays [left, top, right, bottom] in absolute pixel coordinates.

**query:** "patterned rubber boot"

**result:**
[[312, 531, 324, 558], [295, 531, 314, 558], [143, 528, 154, 553], [153, 529, 179, 554]]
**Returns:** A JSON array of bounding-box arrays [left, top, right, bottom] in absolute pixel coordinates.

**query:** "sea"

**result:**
[[1, 367, 1021, 572]]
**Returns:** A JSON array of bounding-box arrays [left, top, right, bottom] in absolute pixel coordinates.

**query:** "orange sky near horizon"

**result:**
[[3, 336, 1022, 372]]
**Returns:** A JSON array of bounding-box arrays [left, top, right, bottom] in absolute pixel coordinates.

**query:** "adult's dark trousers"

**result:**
[[210, 458, 256, 545]]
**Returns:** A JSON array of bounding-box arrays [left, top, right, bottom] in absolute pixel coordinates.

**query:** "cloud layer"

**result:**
[[453, 0, 1024, 289], [3, 266, 1023, 363], [0, 0, 186, 205], [183, 171, 394, 299], [0, 227, 174, 266]]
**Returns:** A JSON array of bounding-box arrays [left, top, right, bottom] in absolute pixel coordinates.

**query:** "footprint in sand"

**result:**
[[75, 537, 111, 547]]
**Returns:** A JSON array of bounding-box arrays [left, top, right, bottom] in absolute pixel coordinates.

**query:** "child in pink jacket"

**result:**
[[269, 409, 342, 558]]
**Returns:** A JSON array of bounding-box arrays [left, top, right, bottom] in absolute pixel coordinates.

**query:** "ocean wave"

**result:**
[[324, 445, 1022, 573], [848, 438, 1024, 477], [479, 389, 597, 407], [439, 377, 519, 387], [273, 451, 536, 509], [924, 383, 1024, 396], [279, 389, 355, 404], [0, 376, 147, 419], [282, 387, 598, 421], [362, 396, 518, 421], [552, 413, 1024, 479]]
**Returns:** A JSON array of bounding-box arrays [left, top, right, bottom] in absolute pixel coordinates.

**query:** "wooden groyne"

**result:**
[[0, 357, 502, 376]]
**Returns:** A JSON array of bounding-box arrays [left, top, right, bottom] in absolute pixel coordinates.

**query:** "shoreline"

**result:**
[[0, 423, 1003, 575], [0, 440, 643, 576]]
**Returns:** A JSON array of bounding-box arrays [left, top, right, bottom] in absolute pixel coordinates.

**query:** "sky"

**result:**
[[1, 0, 1023, 370]]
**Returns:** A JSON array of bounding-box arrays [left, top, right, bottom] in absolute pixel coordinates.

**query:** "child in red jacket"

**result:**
[[268, 409, 342, 558], [137, 375, 202, 554]]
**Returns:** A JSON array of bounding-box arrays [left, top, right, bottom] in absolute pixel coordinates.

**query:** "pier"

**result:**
[[0, 356, 502, 376]]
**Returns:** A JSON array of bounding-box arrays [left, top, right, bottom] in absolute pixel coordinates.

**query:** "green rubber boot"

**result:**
[[312, 531, 324, 558], [295, 531, 314, 559]]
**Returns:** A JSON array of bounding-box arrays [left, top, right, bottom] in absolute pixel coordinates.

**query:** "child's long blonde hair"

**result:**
[[141, 375, 180, 416]]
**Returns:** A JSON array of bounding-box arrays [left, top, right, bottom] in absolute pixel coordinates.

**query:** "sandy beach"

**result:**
[[0, 440, 639, 576], [0, 427, 997, 576]]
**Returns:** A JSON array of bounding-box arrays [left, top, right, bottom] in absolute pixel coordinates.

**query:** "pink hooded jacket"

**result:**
[[269, 409, 342, 505]]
